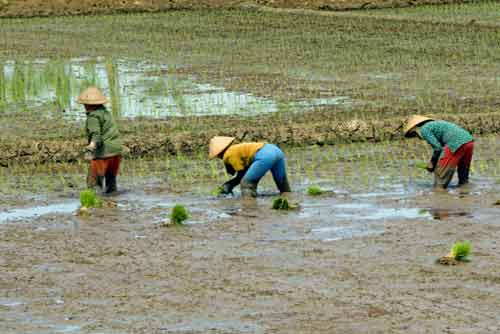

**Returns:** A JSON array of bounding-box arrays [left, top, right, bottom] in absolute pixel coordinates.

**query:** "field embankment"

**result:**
[[2, 111, 500, 166]]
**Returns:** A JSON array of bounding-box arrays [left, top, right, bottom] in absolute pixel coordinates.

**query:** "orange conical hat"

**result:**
[[77, 86, 108, 105], [404, 115, 433, 137], [209, 136, 235, 160]]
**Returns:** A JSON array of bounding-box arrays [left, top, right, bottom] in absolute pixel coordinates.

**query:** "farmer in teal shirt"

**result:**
[[404, 115, 474, 189]]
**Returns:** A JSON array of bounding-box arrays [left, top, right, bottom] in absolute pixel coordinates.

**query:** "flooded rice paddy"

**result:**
[[2, 4, 500, 333], [0, 58, 354, 119], [1, 136, 499, 238]]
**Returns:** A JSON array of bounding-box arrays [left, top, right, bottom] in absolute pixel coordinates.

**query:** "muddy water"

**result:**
[[0, 58, 353, 118], [0, 202, 80, 222], [1, 160, 497, 239], [1, 179, 500, 333], [2, 135, 499, 229]]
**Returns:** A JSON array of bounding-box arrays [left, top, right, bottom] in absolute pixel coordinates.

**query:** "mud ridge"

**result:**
[[2, 111, 499, 165]]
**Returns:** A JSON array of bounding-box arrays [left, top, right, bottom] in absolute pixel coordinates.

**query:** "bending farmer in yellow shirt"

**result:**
[[209, 136, 292, 198]]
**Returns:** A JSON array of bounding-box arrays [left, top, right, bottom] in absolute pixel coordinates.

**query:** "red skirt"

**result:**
[[437, 141, 474, 171], [90, 155, 122, 178]]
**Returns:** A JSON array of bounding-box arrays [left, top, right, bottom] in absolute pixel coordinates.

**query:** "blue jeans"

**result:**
[[243, 144, 288, 190]]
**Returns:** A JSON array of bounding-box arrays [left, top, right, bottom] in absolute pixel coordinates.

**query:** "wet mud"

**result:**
[[1, 175, 500, 333]]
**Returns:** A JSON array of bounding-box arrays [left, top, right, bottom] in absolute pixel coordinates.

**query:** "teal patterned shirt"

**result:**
[[420, 120, 473, 158]]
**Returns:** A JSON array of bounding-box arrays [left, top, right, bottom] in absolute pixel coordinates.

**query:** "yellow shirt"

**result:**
[[223, 142, 265, 174]]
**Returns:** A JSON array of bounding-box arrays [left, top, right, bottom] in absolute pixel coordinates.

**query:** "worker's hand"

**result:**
[[219, 183, 234, 195], [121, 145, 131, 157], [85, 141, 97, 152], [84, 151, 95, 161], [426, 161, 435, 173]]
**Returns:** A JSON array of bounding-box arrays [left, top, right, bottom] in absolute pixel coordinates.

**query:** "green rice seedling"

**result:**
[[0, 62, 6, 112], [170, 204, 189, 225], [79, 189, 102, 208], [272, 196, 298, 210], [307, 186, 323, 196], [415, 161, 428, 170], [272, 197, 290, 210], [211, 185, 225, 196], [450, 241, 471, 260], [106, 59, 122, 117]]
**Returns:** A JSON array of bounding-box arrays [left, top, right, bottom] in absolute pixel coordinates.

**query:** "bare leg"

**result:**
[[434, 164, 455, 190]]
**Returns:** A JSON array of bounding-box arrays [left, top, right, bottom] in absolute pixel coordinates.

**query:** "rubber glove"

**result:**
[[220, 182, 234, 195]]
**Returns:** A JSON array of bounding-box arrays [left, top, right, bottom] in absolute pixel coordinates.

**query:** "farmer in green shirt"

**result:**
[[404, 115, 474, 189], [77, 87, 123, 194]]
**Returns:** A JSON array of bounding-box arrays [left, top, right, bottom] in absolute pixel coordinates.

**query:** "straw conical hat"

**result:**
[[77, 86, 108, 105], [404, 115, 433, 137], [209, 136, 235, 159]]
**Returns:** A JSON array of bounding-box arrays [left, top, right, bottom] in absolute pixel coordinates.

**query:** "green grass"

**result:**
[[170, 204, 189, 225]]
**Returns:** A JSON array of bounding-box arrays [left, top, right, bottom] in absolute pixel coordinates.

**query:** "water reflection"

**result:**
[[0, 202, 79, 223], [0, 57, 352, 119]]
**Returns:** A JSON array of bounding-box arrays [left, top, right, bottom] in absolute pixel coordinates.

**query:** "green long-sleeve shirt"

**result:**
[[85, 106, 123, 158], [420, 120, 473, 162]]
